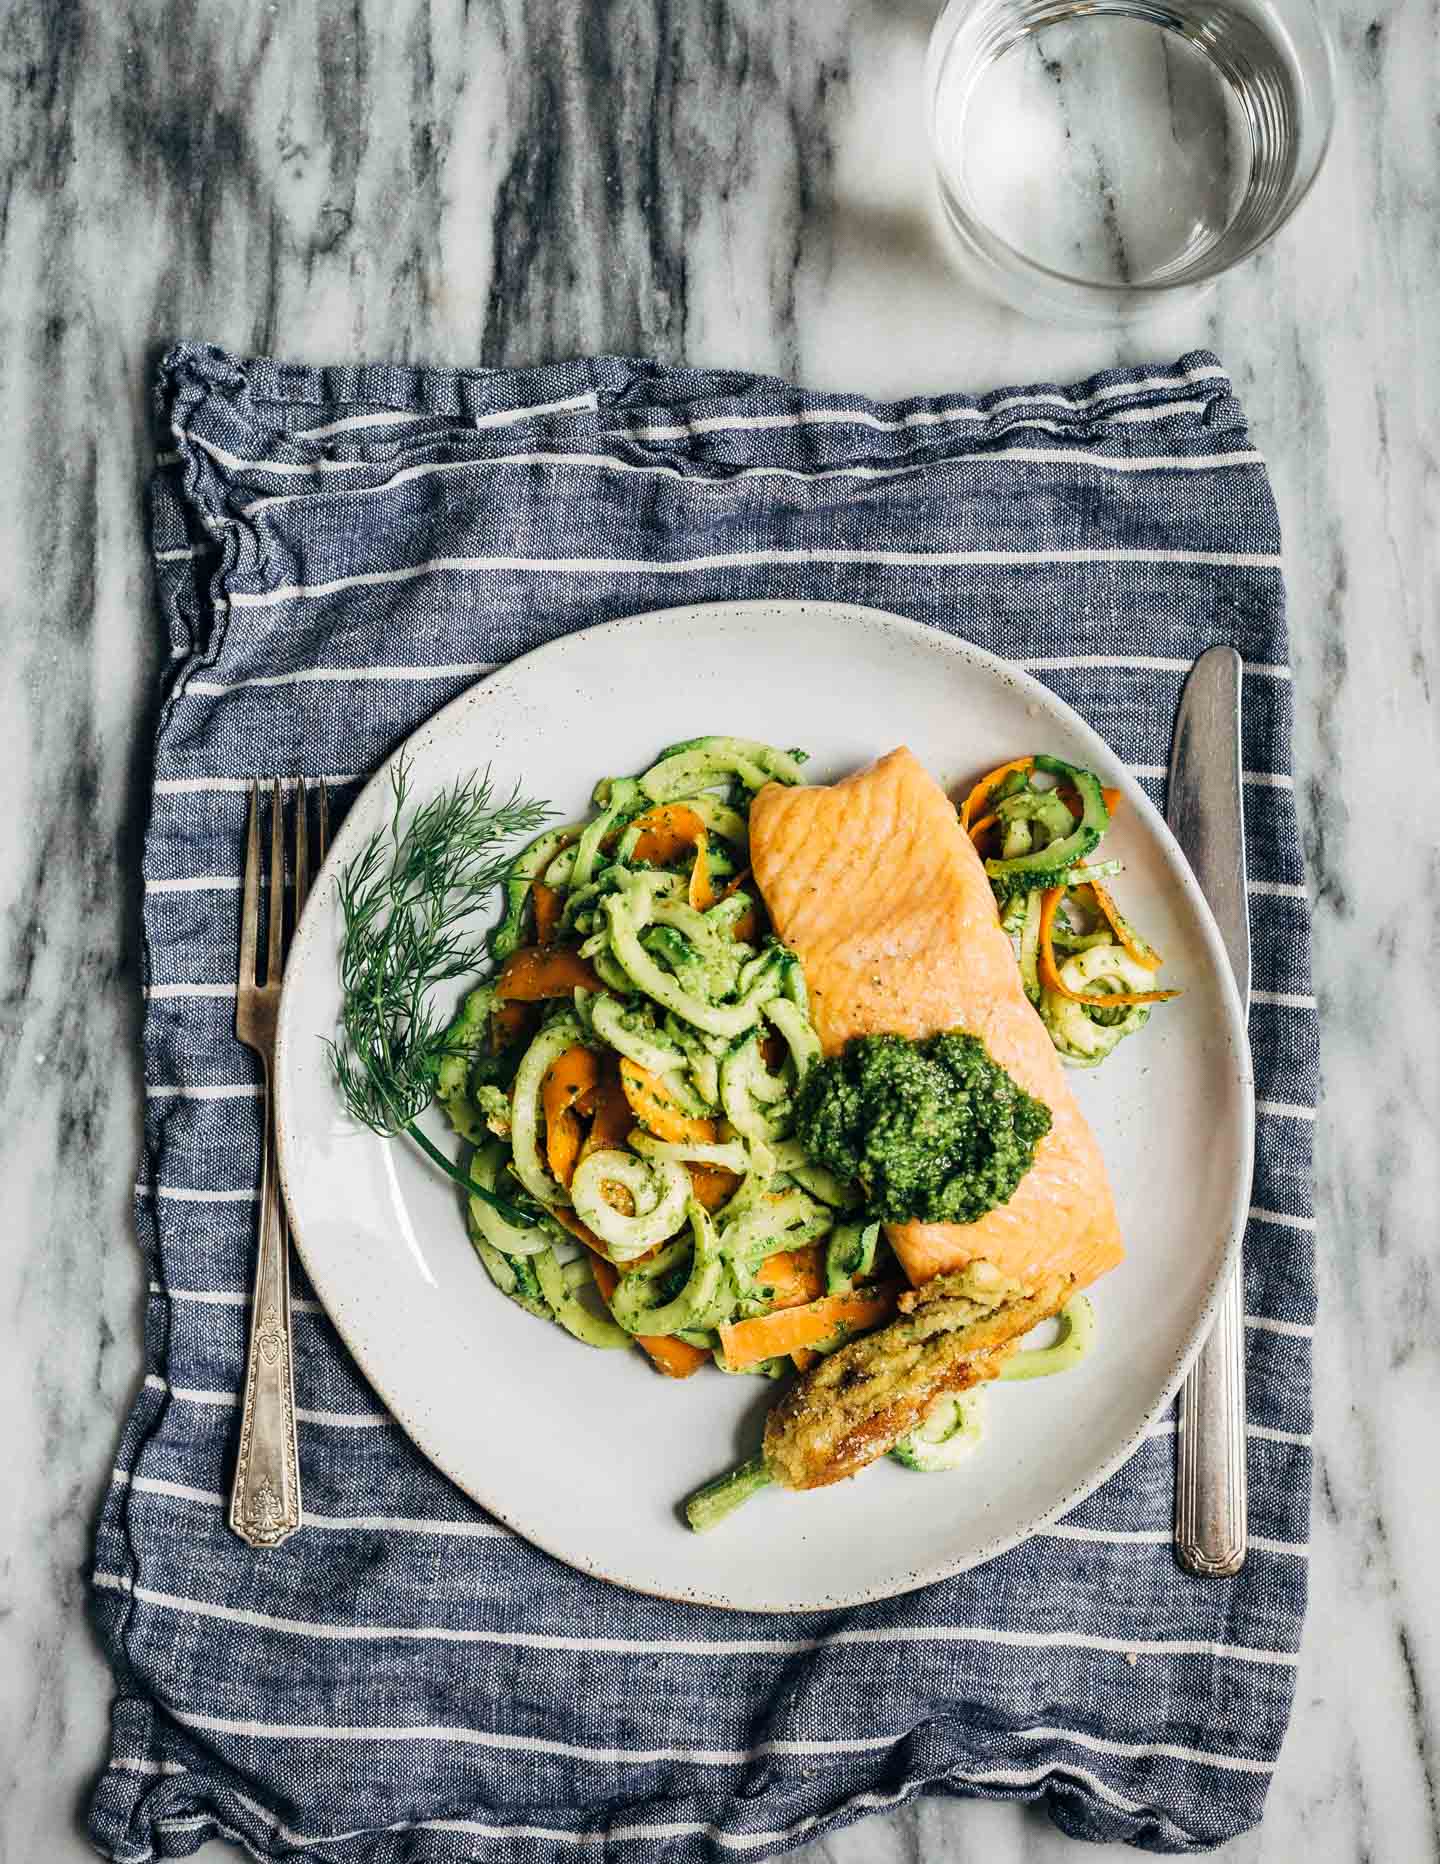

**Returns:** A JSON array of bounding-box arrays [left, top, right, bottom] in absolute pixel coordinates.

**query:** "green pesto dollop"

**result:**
[[793, 1031, 1052, 1226]]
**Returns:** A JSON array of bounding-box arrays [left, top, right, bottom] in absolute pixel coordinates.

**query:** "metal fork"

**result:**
[[230, 779, 328, 1548]]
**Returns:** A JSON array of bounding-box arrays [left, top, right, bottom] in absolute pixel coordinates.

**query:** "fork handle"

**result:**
[[229, 1078, 302, 1548], [1175, 1266, 1248, 1576]]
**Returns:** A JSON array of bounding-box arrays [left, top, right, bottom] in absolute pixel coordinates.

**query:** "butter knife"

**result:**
[[1168, 646, 1250, 1577]]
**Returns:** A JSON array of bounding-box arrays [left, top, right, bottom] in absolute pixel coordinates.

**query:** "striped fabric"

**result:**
[[90, 345, 1316, 1862]]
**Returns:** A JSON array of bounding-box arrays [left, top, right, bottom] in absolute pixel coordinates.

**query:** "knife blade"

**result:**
[[1168, 645, 1251, 1577]]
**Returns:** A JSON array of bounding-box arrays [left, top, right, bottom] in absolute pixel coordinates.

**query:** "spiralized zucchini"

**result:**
[[721, 1186, 825, 1263], [571, 1147, 692, 1262], [1040, 946, 1155, 1066], [462, 1149, 553, 1318], [469, 1142, 546, 1257], [890, 1391, 987, 1471], [589, 992, 686, 1074], [533, 1250, 632, 1349], [763, 997, 821, 1080], [630, 1130, 750, 1173], [489, 824, 584, 963], [604, 890, 760, 1039], [966, 754, 1179, 1070], [720, 1036, 793, 1144], [1000, 1295, 1096, 1380], [825, 1219, 880, 1295], [608, 1201, 728, 1335], [768, 1138, 857, 1210], [640, 737, 807, 802]]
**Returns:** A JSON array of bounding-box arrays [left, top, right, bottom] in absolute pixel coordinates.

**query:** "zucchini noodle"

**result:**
[[720, 1036, 793, 1144], [969, 753, 1180, 1070], [640, 736, 807, 803], [1041, 947, 1156, 1065], [763, 996, 821, 1080], [999, 1294, 1097, 1379], [571, 1148, 692, 1262], [489, 824, 584, 964], [630, 1131, 750, 1172], [890, 1391, 987, 1471], [825, 1219, 880, 1295], [608, 1201, 727, 1335], [469, 1143, 547, 1256], [604, 890, 760, 1039], [589, 992, 686, 1074], [533, 1249, 632, 1349], [509, 1014, 587, 1207]]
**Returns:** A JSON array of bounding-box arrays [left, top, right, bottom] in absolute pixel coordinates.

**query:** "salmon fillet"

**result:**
[[749, 746, 1124, 1295]]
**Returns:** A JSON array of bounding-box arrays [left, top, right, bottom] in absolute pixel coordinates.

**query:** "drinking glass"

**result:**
[[926, 0, 1336, 322]]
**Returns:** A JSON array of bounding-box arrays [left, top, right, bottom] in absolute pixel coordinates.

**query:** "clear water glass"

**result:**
[[926, 0, 1336, 322]]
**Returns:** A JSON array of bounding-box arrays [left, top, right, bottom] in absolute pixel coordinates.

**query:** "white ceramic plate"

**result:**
[[275, 600, 1252, 1612]]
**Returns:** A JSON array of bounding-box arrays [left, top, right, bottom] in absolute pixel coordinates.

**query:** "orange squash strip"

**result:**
[[1038, 888, 1181, 1006], [959, 756, 1035, 832], [636, 1332, 709, 1378], [625, 802, 719, 913], [752, 1243, 825, 1311], [552, 1203, 609, 1257], [1086, 880, 1164, 971], [543, 1106, 583, 1187], [718, 866, 752, 902], [629, 802, 707, 866], [579, 1061, 632, 1161], [559, 1203, 660, 1269], [719, 1283, 899, 1371], [967, 811, 999, 846], [531, 882, 563, 947], [544, 1046, 600, 1112], [790, 1347, 819, 1373], [541, 1046, 601, 1188], [688, 830, 718, 911], [588, 1255, 708, 1379], [496, 944, 601, 1001], [687, 1163, 740, 1210], [491, 1000, 538, 1051], [619, 1057, 718, 1145]]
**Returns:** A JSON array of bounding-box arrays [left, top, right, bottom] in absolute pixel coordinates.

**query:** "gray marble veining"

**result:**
[[0, 1, 1436, 1861]]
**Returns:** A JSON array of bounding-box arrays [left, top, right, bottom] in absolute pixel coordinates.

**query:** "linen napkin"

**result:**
[[90, 344, 1317, 1861]]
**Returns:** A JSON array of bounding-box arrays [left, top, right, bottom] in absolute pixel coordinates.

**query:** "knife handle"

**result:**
[[1175, 1267, 1248, 1575]]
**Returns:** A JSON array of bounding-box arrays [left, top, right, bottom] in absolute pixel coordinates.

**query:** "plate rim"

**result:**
[[275, 597, 1255, 1612]]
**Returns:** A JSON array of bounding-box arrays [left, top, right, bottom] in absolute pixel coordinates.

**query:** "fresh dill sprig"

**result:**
[[329, 755, 550, 1216]]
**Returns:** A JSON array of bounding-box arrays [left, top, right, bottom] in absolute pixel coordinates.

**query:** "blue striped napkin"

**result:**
[[90, 344, 1316, 1861]]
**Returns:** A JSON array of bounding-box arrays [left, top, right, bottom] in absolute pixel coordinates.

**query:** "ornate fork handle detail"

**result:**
[[230, 1087, 302, 1547]]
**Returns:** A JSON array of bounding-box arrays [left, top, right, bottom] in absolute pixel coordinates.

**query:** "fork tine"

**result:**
[[294, 779, 311, 920], [239, 782, 262, 992], [267, 779, 285, 985], [316, 779, 330, 862]]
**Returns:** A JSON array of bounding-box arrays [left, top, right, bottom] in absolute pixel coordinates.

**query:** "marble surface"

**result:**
[[0, 1, 1435, 1860]]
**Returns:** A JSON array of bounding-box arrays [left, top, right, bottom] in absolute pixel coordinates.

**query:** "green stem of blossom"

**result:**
[[402, 1120, 533, 1226]]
